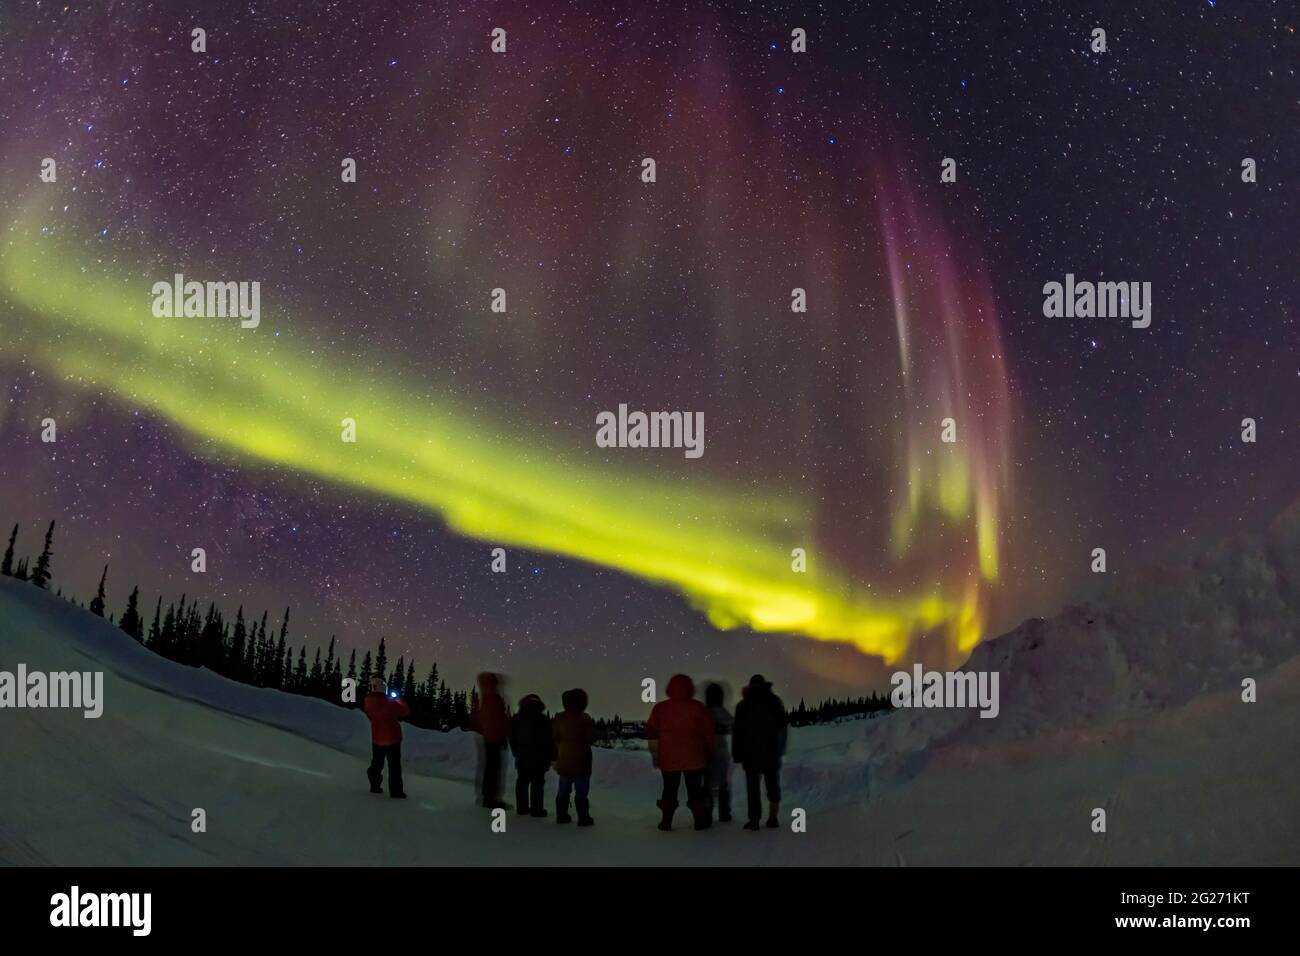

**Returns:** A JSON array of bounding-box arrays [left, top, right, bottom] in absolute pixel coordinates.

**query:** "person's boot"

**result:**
[[689, 798, 713, 831], [529, 791, 548, 819], [656, 799, 677, 831], [717, 787, 732, 823], [555, 796, 572, 824], [515, 780, 531, 816], [766, 800, 780, 828], [576, 799, 594, 827]]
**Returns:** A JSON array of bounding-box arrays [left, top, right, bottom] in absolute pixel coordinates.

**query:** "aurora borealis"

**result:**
[[2, 2, 1295, 713]]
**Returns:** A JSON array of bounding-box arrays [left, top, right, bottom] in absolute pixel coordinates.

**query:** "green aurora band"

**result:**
[[1, 211, 1004, 662]]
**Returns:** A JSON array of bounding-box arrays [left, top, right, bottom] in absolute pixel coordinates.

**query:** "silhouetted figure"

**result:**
[[646, 674, 715, 831], [552, 688, 597, 826], [732, 674, 787, 830], [510, 694, 556, 817], [364, 675, 409, 798], [705, 682, 734, 823], [474, 672, 511, 809]]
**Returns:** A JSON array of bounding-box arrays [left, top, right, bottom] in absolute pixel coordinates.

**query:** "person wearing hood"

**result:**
[[474, 672, 511, 810], [509, 693, 557, 817], [646, 673, 716, 831], [363, 675, 410, 799], [551, 688, 597, 826], [731, 674, 788, 830]]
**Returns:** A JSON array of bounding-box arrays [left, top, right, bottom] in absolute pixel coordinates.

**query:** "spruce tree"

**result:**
[[375, 638, 387, 690], [359, 651, 373, 697], [322, 637, 336, 700], [309, 648, 323, 695], [243, 626, 257, 680], [119, 585, 144, 641], [294, 646, 308, 690], [253, 611, 269, 684], [272, 609, 289, 688], [89, 565, 108, 616], [14, 557, 28, 581], [160, 603, 177, 654], [30, 521, 54, 589], [230, 607, 247, 674], [1, 523, 17, 576], [390, 655, 405, 694], [405, 661, 416, 702], [147, 596, 163, 647]]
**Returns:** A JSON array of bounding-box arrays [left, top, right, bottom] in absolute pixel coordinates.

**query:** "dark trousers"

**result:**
[[482, 741, 504, 804], [745, 767, 781, 822], [515, 769, 546, 812], [660, 769, 706, 807], [368, 742, 404, 796]]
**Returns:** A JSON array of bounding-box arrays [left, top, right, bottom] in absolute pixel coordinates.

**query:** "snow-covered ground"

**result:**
[[2, 547, 1298, 865]]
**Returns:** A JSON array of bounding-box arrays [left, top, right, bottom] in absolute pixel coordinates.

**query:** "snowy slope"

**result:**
[[858, 499, 1300, 783], [3, 504, 1299, 866], [0, 579, 875, 865]]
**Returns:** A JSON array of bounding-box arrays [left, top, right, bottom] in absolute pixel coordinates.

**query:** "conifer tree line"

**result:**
[[3, 519, 892, 732], [786, 693, 893, 726], [1, 520, 479, 730]]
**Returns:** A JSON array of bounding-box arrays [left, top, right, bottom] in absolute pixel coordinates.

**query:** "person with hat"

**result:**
[[509, 692, 557, 817], [363, 674, 410, 799], [646, 673, 716, 831], [731, 674, 787, 830]]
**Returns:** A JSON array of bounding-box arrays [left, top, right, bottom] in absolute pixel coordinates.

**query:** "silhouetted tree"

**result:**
[[375, 638, 388, 691], [1, 523, 17, 576], [30, 521, 55, 589], [89, 565, 108, 616], [230, 607, 247, 676], [359, 651, 373, 700], [147, 595, 162, 647], [272, 609, 289, 688], [294, 646, 308, 690], [119, 585, 144, 641], [308, 648, 323, 695]]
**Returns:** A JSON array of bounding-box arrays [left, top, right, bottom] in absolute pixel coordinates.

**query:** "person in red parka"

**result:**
[[364, 675, 409, 798], [646, 673, 716, 831], [474, 672, 511, 810]]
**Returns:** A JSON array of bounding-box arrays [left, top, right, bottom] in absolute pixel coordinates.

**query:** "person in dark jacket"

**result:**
[[646, 673, 715, 831], [363, 675, 410, 799], [731, 674, 787, 830], [509, 693, 557, 817], [551, 688, 597, 826]]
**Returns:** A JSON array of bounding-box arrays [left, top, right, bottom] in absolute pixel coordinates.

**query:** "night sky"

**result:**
[[1, 1, 1296, 716]]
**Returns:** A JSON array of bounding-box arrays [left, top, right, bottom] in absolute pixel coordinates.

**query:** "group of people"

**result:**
[[362, 670, 788, 832]]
